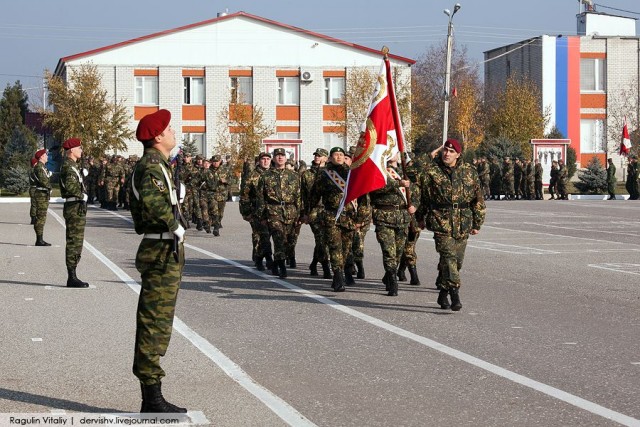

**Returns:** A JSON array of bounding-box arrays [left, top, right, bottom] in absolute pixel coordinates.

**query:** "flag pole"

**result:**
[[382, 46, 412, 209]]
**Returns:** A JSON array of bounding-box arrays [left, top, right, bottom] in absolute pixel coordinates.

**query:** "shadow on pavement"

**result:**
[[0, 387, 123, 413]]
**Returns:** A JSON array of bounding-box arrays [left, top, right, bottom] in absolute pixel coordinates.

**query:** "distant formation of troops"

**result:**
[[478, 156, 551, 200]]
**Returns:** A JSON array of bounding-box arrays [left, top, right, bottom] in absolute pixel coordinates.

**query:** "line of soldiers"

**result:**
[[178, 153, 232, 236], [83, 154, 138, 210], [477, 156, 551, 200], [239, 142, 486, 310]]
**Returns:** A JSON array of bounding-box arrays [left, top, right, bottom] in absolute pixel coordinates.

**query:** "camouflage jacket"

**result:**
[[211, 166, 229, 201], [369, 166, 415, 227], [100, 162, 125, 182], [60, 157, 86, 199], [534, 163, 543, 181], [129, 147, 180, 235], [417, 157, 485, 239], [308, 162, 369, 228], [502, 161, 514, 183], [200, 168, 217, 194], [180, 163, 198, 190], [256, 167, 301, 224], [30, 162, 51, 191], [526, 163, 535, 183], [607, 163, 616, 183], [558, 165, 568, 184], [239, 164, 268, 218]]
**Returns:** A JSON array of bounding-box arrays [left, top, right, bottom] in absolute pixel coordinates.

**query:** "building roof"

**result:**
[[55, 11, 415, 75]]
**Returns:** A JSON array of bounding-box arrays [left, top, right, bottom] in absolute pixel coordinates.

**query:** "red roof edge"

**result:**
[[55, 11, 415, 74]]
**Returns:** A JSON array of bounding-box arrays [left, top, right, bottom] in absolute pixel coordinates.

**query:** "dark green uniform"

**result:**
[[129, 147, 185, 386], [239, 164, 273, 266], [606, 161, 617, 200], [626, 159, 639, 200], [301, 162, 329, 273], [557, 162, 568, 200], [30, 162, 51, 242], [502, 159, 514, 200], [534, 161, 544, 200], [60, 157, 87, 269]]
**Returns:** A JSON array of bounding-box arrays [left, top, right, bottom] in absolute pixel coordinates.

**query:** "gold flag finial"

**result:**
[[381, 46, 390, 57]]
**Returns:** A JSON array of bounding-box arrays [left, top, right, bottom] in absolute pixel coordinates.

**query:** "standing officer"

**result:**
[[502, 157, 514, 200], [417, 139, 485, 311], [60, 138, 89, 288], [30, 149, 52, 246], [606, 158, 617, 200], [129, 109, 187, 413], [256, 148, 302, 279], [549, 160, 559, 199], [557, 159, 569, 200], [626, 156, 639, 200]]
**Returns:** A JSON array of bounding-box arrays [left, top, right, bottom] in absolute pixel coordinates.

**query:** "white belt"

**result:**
[[65, 197, 82, 202], [143, 232, 174, 240]]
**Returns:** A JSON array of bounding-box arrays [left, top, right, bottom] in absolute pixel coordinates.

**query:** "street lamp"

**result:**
[[442, 3, 461, 144]]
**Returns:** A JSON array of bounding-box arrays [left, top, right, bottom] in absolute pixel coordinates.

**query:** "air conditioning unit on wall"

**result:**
[[301, 71, 313, 82]]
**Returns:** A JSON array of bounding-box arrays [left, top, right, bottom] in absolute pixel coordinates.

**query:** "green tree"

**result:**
[[3, 165, 30, 194], [545, 126, 565, 139], [566, 146, 577, 179], [42, 64, 133, 158], [485, 76, 549, 157], [0, 81, 29, 158], [1, 126, 37, 185], [180, 137, 200, 157], [575, 157, 607, 194], [477, 136, 523, 160]]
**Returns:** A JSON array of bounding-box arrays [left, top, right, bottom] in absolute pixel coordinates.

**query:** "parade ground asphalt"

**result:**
[[0, 198, 639, 426]]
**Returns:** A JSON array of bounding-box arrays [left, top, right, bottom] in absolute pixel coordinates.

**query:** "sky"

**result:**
[[2, 0, 639, 106]]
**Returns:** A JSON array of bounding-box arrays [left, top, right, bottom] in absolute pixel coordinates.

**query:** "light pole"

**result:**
[[442, 3, 461, 144]]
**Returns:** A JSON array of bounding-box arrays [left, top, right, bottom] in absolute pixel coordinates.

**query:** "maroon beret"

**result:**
[[30, 157, 38, 167], [35, 149, 47, 159], [136, 109, 171, 142], [62, 138, 82, 150], [444, 138, 462, 154]]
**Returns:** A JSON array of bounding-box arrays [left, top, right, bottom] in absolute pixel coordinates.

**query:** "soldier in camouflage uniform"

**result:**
[[606, 158, 617, 200], [180, 153, 202, 228], [29, 157, 38, 224], [301, 148, 331, 278], [417, 139, 485, 312], [129, 109, 187, 413], [557, 159, 569, 200], [513, 158, 523, 200], [489, 157, 502, 200], [397, 153, 423, 286], [85, 157, 98, 204], [285, 159, 302, 267], [210, 155, 229, 231], [59, 138, 90, 288], [369, 152, 416, 296], [477, 157, 491, 200], [199, 158, 219, 235], [534, 159, 544, 200], [100, 155, 126, 210], [525, 159, 535, 200], [626, 156, 639, 200], [30, 149, 52, 246], [239, 152, 273, 270], [502, 157, 515, 200], [256, 148, 302, 279], [308, 147, 369, 291]]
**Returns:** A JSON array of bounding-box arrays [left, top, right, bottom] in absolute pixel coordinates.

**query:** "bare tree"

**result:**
[[606, 77, 639, 157]]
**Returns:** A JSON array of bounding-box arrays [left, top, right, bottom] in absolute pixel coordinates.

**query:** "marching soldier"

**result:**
[[239, 152, 274, 270], [59, 138, 90, 288], [30, 149, 52, 246], [255, 148, 302, 279], [417, 139, 486, 311], [397, 153, 423, 286], [200, 158, 219, 235], [129, 109, 187, 413], [369, 152, 415, 296], [210, 155, 229, 231], [308, 147, 368, 291]]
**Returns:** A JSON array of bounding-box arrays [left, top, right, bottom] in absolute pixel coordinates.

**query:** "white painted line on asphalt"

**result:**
[[588, 263, 640, 276], [14, 255, 20, 257], [523, 222, 640, 238], [511, 327, 523, 329], [563, 343, 578, 345], [31, 338, 42, 342], [47, 208, 316, 427], [483, 225, 633, 246], [632, 363, 640, 365], [186, 244, 640, 427], [18, 272, 25, 275], [25, 298, 34, 301]]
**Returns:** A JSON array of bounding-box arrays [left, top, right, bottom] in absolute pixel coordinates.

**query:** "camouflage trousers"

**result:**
[[267, 219, 297, 262], [63, 201, 86, 269], [86, 182, 97, 202], [29, 187, 36, 218], [434, 234, 468, 290], [216, 199, 227, 226], [133, 239, 184, 385], [288, 223, 301, 259], [375, 224, 408, 273], [309, 221, 328, 263], [250, 218, 272, 260], [400, 226, 421, 267], [351, 221, 370, 263], [182, 189, 201, 222], [325, 221, 355, 271], [32, 190, 49, 237], [200, 194, 219, 227], [105, 180, 120, 203]]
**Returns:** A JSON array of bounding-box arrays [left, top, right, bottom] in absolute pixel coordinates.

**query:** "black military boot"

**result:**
[[397, 261, 407, 282], [265, 254, 274, 269], [437, 289, 451, 309], [140, 383, 187, 413], [344, 265, 355, 285], [271, 260, 280, 276], [288, 257, 297, 269], [204, 222, 211, 234], [332, 270, 346, 292], [196, 219, 203, 231], [278, 260, 287, 279], [355, 260, 365, 279], [382, 272, 391, 291], [35, 235, 51, 247], [309, 257, 319, 276], [321, 261, 332, 279], [449, 288, 462, 311], [408, 266, 421, 286], [255, 257, 265, 271], [212, 225, 220, 237], [387, 273, 398, 296], [30, 216, 36, 225], [66, 268, 89, 288]]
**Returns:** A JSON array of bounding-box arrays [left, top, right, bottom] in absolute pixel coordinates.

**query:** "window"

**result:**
[[184, 133, 205, 156], [183, 77, 205, 105], [135, 76, 158, 105], [324, 77, 345, 105], [580, 119, 605, 153], [230, 77, 253, 104], [323, 132, 344, 149], [277, 77, 300, 105], [580, 58, 605, 92], [277, 132, 300, 139]]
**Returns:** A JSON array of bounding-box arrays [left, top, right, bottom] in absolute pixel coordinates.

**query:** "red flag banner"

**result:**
[[620, 117, 632, 156], [337, 58, 403, 218]]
